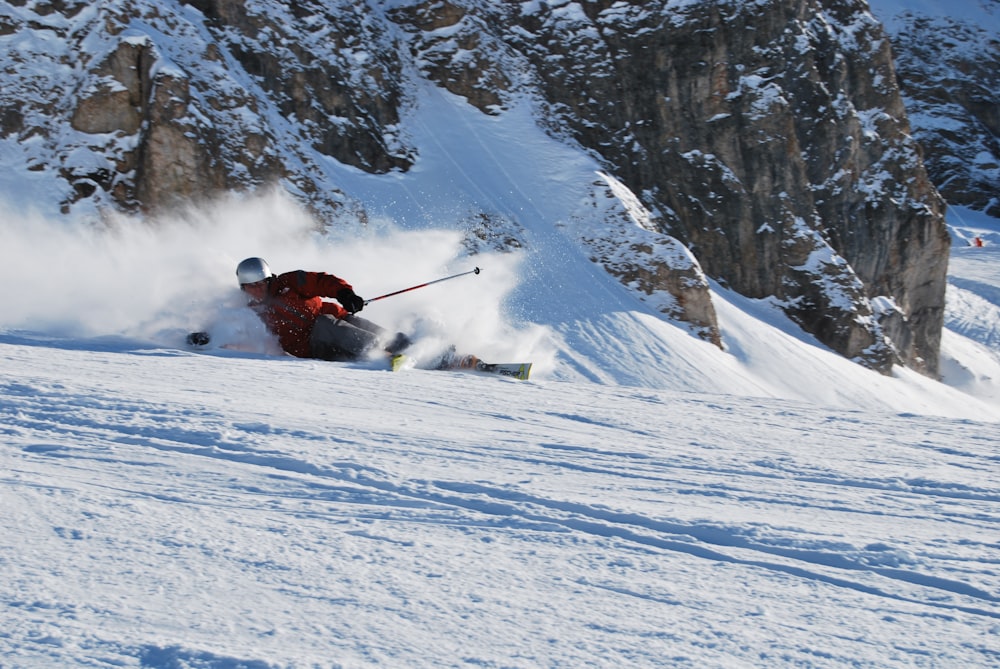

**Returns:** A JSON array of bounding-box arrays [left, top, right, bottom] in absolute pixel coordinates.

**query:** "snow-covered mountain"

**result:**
[[1, 0, 997, 395], [1, 88, 998, 413], [1, 0, 975, 378]]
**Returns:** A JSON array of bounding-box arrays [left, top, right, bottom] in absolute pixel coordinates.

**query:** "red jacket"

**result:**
[[248, 270, 354, 358]]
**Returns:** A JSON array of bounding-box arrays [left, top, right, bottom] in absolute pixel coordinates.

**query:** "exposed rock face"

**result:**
[[179, 0, 412, 173], [390, 0, 949, 375], [388, 1, 511, 114], [883, 11, 1000, 218], [0, 0, 953, 375], [1, 0, 411, 217], [575, 173, 722, 347]]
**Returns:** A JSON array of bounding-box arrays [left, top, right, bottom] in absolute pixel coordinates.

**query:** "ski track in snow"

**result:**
[[2, 333, 999, 667]]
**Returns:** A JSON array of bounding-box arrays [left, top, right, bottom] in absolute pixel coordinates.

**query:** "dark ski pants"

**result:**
[[308, 315, 410, 362]]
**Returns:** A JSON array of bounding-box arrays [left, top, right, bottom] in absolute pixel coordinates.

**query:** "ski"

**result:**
[[189, 336, 531, 380], [393, 354, 532, 380], [475, 361, 532, 381]]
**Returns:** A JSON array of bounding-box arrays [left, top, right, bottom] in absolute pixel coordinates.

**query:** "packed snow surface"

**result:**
[[2, 331, 999, 668]]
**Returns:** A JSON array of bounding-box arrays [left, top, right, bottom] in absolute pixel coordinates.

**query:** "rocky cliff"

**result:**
[[0, 0, 953, 376], [871, 0, 1000, 219]]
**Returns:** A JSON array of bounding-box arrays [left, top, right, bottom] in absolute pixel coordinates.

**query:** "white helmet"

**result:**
[[236, 257, 272, 285]]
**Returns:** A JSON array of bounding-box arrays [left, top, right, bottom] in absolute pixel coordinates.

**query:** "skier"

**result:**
[[233, 257, 411, 362], [187, 258, 530, 378]]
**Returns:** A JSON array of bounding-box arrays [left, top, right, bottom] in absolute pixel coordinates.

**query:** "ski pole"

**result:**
[[363, 267, 481, 305]]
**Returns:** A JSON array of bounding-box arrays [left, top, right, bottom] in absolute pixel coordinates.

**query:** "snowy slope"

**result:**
[[2, 144, 1000, 667], [2, 7, 1000, 664], [3, 85, 999, 419], [3, 329, 1000, 668], [4, 176, 1000, 666]]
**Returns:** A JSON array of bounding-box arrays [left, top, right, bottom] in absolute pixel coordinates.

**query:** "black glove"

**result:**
[[337, 288, 365, 314], [187, 331, 211, 346]]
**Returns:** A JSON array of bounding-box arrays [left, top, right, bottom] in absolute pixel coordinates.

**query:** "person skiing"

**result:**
[[187, 257, 530, 379], [233, 257, 411, 362]]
